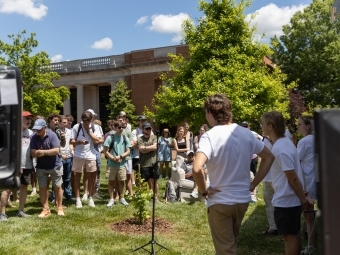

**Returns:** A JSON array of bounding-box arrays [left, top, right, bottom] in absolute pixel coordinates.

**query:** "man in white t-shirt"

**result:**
[[261, 111, 311, 255], [193, 94, 274, 255], [70, 111, 101, 208]]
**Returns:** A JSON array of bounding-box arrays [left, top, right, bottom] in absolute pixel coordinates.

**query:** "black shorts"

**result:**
[[140, 166, 159, 182], [20, 169, 33, 185], [132, 158, 139, 171], [274, 206, 301, 235]]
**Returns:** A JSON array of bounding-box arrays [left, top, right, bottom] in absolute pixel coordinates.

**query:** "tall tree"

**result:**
[[271, 0, 340, 108], [106, 79, 136, 126], [0, 30, 70, 116], [153, 0, 289, 129]]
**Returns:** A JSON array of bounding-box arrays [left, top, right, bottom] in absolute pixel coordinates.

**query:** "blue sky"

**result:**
[[0, 0, 312, 62]]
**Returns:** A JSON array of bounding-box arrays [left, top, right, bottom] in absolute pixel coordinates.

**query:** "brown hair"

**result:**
[[81, 111, 92, 121], [175, 126, 185, 139], [94, 119, 102, 126], [65, 114, 74, 122], [299, 115, 313, 126], [261, 111, 286, 137], [47, 113, 61, 122], [113, 121, 121, 128], [204, 94, 232, 124], [201, 124, 209, 132]]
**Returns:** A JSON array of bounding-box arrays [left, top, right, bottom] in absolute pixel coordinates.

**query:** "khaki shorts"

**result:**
[[72, 157, 97, 173], [108, 166, 127, 181]]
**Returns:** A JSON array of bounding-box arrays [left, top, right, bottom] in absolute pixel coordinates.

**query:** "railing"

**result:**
[[47, 45, 186, 74]]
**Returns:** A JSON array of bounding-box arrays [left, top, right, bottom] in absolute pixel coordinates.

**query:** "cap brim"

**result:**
[[32, 125, 44, 130]]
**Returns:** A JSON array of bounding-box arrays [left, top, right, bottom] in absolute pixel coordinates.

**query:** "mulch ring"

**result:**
[[110, 217, 174, 235]]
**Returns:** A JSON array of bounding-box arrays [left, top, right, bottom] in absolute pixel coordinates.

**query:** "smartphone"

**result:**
[[84, 140, 89, 144]]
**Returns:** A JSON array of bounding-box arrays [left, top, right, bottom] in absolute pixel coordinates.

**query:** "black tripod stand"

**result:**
[[133, 130, 169, 254]]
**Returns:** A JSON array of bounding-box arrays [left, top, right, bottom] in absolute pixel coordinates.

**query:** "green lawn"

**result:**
[[0, 162, 321, 255]]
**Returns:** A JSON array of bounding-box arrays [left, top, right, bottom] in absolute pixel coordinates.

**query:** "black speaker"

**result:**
[[314, 109, 340, 255], [0, 65, 22, 189]]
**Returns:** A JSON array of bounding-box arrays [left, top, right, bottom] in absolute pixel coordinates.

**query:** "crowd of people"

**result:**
[[0, 97, 317, 255]]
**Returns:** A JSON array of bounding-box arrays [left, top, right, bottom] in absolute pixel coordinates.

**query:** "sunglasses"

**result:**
[[116, 126, 123, 129], [144, 127, 152, 130]]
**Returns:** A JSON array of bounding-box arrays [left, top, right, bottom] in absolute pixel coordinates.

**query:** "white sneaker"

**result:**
[[250, 194, 257, 203], [190, 189, 198, 199], [82, 194, 88, 201], [76, 199, 82, 209], [88, 198, 95, 207], [107, 199, 114, 208], [119, 198, 129, 206]]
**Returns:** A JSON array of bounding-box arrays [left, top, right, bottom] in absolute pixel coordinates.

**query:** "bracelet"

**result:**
[[199, 190, 208, 197]]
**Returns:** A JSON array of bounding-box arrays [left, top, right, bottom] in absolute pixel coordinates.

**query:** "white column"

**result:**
[[90, 85, 98, 116], [76, 84, 84, 122], [63, 86, 71, 115]]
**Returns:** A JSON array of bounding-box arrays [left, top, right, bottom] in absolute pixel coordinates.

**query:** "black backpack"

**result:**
[[108, 133, 128, 156], [75, 122, 95, 140]]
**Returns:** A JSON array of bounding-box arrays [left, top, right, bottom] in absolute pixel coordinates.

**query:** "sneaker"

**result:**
[[88, 198, 95, 207], [190, 189, 198, 199], [107, 199, 114, 208], [301, 246, 315, 255], [250, 194, 257, 203], [76, 199, 82, 209], [0, 213, 8, 221], [119, 198, 129, 206], [17, 210, 31, 218], [30, 190, 37, 196], [93, 193, 103, 200], [38, 208, 51, 218], [57, 207, 65, 216], [82, 194, 88, 201]]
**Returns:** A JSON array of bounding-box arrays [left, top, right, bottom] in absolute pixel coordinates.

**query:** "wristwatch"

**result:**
[[120, 155, 123, 159]]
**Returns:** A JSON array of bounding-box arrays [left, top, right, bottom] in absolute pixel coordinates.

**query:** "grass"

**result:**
[[0, 161, 321, 255]]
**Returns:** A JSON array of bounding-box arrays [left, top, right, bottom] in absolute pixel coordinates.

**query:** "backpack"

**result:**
[[164, 180, 179, 203], [75, 122, 95, 140], [108, 133, 128, 156]]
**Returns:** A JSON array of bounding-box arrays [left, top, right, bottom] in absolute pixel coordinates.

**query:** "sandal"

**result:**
[[262, 229, 278, 235]]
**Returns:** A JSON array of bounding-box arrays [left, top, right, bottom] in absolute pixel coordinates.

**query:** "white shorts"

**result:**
[[125, 160, 132, 174]]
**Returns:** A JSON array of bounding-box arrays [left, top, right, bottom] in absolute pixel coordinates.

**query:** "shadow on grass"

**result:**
[[237, 203, 285, 255]]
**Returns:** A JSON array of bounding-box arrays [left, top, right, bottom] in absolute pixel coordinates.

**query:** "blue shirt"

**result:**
[[30, 129, 62, 170], [104, 134, 131, 167]]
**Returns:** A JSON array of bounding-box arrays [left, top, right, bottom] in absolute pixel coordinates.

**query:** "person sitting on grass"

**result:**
[[103, 121, 131, 207]]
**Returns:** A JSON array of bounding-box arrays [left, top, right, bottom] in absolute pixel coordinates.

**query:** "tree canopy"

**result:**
[[152, 0, 289, 129], [106, 79, 136, 126], [0, 30, 69, 116], [271, 0, 340, 108]]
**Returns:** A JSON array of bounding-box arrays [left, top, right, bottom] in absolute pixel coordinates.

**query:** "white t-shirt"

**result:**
[[297, 134, 316, 200], [96, 125, 104, 152], [271, 137, 305, 207], [197, 124, 264, 206], [285, 129, 292, 141], [262, 138, 273, 182], [60, 128, 72, 158], [21, 129, 33, 169], [71, 122, 102, 160], [132, 128, 143, 158]]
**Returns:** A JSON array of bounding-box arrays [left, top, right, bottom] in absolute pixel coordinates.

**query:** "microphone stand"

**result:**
[[133, 129, 168, 254]]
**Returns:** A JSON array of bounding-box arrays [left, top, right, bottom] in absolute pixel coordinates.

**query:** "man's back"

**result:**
[[198, 123, 263, 205]]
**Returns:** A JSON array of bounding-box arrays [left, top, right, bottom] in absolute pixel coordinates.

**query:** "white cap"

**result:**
[[86, 109, 97, 116], [186, 150, 195, 156]]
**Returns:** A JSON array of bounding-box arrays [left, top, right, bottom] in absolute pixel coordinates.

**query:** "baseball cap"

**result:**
[[119, 111, 126, 116], [86, 109, 97, 116], [241, 121, 249, 127], [138, 114, 147, 120], [32, 119, 47, 130], [22, 111, 33, 117], [186, 150, 195, 156], [142, 122, 152, 129]]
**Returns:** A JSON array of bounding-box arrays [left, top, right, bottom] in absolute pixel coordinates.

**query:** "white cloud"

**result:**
[[91, 37, 113, 50], [136, 16, 148, 25], [247, 3, 307, 42], [0, 0, 47, 20], [51, 54, 62, 63], [148, 13, 191, 43]]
